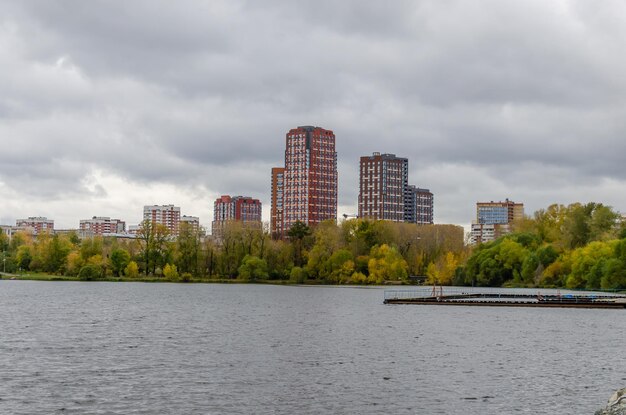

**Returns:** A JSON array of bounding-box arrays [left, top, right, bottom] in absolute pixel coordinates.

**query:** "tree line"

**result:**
[[2, 201, 623, 289], [456, 202, 626, 290], [0, 219, 465, 284]]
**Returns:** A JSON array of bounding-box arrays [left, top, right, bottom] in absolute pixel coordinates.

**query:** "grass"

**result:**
[[4, 272, 80, 281]]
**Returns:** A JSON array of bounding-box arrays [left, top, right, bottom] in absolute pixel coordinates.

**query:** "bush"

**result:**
[[78, 264, 101, 281], [289, 266, 306, 283], [238, 255, 269, 281], [124, 261, 139, 278], [163, 264, 179, 280]]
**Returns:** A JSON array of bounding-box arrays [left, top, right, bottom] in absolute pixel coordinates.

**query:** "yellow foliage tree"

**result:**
[[367, 244, 408, 283], [124, 261, 139, 278]]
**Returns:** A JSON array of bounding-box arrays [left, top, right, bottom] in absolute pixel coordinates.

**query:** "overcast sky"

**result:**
[[2, 0, 626, 231]]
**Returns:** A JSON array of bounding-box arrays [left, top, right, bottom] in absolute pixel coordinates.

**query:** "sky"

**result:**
[[2, 0, 626, 232]]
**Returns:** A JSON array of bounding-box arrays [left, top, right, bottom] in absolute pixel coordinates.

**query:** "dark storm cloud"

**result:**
[[2, 0, 626, 227]]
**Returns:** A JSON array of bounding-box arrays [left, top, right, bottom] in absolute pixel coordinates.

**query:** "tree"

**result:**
[[163, 263, 179, 280], [110, 248, 131, 277], [124, 261, 139, 278], [289, 266, 306, 283], [176, 222, 201, 276], [464, 237, 529, 287], [78, 264, 102, 280], [138, 220, 172, 276], [264, 239, 293, 280], [327, 249, 355, 283], [368, 244, 408, 284], [426, 252, 459, 285], [565, 241, 614, 289], [306, 220, 342, 280], [287, 220, 310, 267], [238, 255, 269, 281], [80, 237, 103, 261], [16, 245, 33, 271], [66, 251, 84, 276]]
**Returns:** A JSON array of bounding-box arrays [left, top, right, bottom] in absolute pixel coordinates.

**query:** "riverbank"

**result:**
[[0, 272, 410, 285]]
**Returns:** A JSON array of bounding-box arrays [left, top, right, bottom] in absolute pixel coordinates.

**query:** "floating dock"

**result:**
[[384, 287, 626, 309]]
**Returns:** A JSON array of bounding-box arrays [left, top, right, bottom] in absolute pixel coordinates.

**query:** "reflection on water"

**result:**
[[1, 281, 624, 414]]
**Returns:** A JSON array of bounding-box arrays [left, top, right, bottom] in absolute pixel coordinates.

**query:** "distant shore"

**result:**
[[0, 272, 408, 286]]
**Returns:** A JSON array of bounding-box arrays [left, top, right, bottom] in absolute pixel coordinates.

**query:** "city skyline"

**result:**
[[2, 1, 626, 230]]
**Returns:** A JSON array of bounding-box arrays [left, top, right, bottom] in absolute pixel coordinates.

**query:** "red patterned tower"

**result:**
[[275, 126, 337, 238]]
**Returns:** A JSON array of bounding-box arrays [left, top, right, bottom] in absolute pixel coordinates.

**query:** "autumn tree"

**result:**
[[138, 220, 172, 276], [306, 220, 343, 280], [367, 244, 408, 284]]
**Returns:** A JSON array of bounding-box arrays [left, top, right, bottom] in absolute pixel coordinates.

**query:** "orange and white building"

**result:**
[[15, 217, 54, 235], [79, 216, 126, 235], [143, 205, 181, 235]]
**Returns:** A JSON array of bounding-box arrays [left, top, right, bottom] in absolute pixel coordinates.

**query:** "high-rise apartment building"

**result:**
[[404, 186, 434, 224], [358, 153, 408, 221], [271, 126, 337, 238], [212, 195, 262, 239], [270, 167, 285, 239], [79, 216, 126, 235], [470, 199, 524, 244], [143, 205, 181, 235], [16, 217, 54, 235]]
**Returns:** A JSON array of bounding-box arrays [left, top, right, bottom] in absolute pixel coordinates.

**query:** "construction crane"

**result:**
[[342, 213, 358, 219]]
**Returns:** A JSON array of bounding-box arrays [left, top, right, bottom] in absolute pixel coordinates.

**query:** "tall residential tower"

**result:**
[[358, 153, 408, 221], [271, 126, 337, 238], [404, 186, 434, 224]]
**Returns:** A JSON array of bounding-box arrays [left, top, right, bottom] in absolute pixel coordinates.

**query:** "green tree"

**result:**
[[176, 222, 201, 276], [306, 220, 342, 280], [80, 237, 103, 261], [110, 248, 131, 277], [565, 241, 614, 289], [289, 266, 306, 283], [16, 245, 33, 271], [238, 255, 269, 281], [464, 237, 529, 287], [287, 220, 310, 267], [327, 249, 355, 283], [78, 264, 102, 280], [138, 220, 172, 276]]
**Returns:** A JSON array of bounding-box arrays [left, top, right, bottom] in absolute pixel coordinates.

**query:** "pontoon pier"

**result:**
[[384, 287, 626, 309]]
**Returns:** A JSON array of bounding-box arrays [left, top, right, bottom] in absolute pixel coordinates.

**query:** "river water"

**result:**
[[1, 281, 624, 414]]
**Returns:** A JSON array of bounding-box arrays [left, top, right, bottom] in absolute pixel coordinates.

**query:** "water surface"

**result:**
[[1, 281, 624, 414]]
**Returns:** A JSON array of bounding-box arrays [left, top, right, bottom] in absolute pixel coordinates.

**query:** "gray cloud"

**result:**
[[2, 0, 626, 228]]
